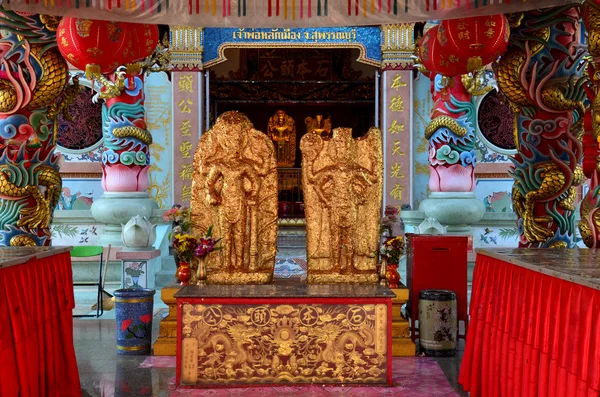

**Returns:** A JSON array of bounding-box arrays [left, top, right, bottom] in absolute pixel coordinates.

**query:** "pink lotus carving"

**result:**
[[428, 164, 475, 192], [102, 164, 150, 192]]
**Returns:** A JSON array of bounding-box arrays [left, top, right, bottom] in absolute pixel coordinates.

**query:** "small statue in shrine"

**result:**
[[267, 110, 296, 167], [300, 127, 383, 284], [305, 114, 332, 138], [190, 111, 278, 284]]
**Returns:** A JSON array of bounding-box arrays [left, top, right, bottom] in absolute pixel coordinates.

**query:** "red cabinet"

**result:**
[[405, 234, 469, 341]]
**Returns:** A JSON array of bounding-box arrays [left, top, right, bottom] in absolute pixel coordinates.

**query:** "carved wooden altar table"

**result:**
[[175, 283, 394, 387], [459, 248, 600, 397], [0, 246, 81, 397]]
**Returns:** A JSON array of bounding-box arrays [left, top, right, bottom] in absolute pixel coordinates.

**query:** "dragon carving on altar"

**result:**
[[495, 6, 587, 248], [0, 9, 70, 246], [578, 0, 600, 248]]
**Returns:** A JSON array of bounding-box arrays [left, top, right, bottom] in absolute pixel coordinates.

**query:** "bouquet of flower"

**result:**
[[380, 205, 400, 237], [195, 225, 223, 257], [380, 236, 405, 264], [164, 205, 191, 237], [172, 233, 198, 263]]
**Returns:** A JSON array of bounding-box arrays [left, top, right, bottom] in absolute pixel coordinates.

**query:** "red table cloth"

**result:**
[[0, 248, 81, 397], [459, 251, 600, 397]]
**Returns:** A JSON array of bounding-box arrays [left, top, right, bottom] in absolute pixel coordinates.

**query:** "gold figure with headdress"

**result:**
[[191, 111, 278, 284], [300, 127, 383, 284], [267, 110, 296, 167], [305, 114, 332, 139]]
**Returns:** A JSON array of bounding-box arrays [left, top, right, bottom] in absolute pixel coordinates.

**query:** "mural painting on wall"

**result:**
[[51, 224, 103, 245], [475, 179, 514, 213], [56, 179, 103, 210], [145, 72, 173, 209]]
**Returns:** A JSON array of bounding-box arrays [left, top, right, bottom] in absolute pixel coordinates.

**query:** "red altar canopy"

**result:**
[[3, 0, 579, 28]]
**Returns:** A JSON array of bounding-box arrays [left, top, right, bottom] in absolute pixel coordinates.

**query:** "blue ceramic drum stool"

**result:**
[[114, 288, 156, 355]]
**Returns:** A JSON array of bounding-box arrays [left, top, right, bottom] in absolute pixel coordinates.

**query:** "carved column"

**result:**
[[417, 71, 486, 233], [380, 24, 415, 211], [497, 7, 586, 248], [91, 71, 158, 246], [579, 0, 600, 248], [154, 26, 204, 356], [0, 10, 68, 246], [170, 26, 204, 207], [380, 24, 416, 356]]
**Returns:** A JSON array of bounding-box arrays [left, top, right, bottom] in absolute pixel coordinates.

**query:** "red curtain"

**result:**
[[459, 254, 600, 397], [0, 251, 81, 397]]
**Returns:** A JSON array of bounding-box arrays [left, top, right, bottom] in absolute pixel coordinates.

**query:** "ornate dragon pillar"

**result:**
[[496, 7, 586, 248], [417, 71, 486, 233], [579, 0, 600, 248], [380, 23, 415, 210], [0, 10, 69, 246], [91, 70, 158, 246], [170, 26, 204, 207], [91, 41, 170, 246]]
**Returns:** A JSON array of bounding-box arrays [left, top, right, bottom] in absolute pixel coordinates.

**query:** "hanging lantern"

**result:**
[[57, 18, 134, 79], [437, 15, 510, 74], [123, 23, 160, 75], [419, 26, 465, 77], [126, 23, 160, 63]]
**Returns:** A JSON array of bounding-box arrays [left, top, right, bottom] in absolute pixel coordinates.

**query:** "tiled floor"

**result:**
[[75, 315, 468, 397]]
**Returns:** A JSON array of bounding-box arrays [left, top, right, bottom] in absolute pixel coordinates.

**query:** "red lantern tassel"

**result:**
[[268, 0, 272, 15]]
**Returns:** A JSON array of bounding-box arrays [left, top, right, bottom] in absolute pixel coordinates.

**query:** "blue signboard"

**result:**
[[203, 27, 381, 68]]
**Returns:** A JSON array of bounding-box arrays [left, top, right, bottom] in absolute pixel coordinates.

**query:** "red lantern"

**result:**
[[57, 18, 134, 78], [419, 26, 465, 77], [125, 23, 159, 64], [437, 15, 509, 74]]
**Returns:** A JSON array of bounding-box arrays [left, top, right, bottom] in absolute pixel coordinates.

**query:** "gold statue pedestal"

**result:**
[[175, 282, 394, 387]]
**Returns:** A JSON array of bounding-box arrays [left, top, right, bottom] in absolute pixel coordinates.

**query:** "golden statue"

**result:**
[[300, 127, 383, 284], [191, 111, 278, 284], [267, 110, 296, 167], [305, 114, 332, 138]]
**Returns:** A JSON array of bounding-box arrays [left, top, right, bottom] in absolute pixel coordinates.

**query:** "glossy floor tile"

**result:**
[[75, 317, 468, 397]]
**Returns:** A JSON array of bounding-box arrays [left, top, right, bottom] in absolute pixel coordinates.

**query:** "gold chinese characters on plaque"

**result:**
[[267, 110, 296, 167], [190, 111, 278, 284], [300, 127, 383, 284], [180, 303, 388, 385]]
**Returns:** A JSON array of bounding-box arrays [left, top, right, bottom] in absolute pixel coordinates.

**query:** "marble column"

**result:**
[[380, 24, 415, 211], [170, 26, 204, 207]]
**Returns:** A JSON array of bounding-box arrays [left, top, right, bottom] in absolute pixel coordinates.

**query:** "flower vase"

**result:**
[[196, 255, 207, 284], [387, 263, 401, 289], [132, 276, 140, 288], [178, 262, 191, 286]]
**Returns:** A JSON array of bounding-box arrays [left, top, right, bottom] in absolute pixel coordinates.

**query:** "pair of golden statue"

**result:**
[[191, 110, 382, 284], [266, 110, 332, 167]]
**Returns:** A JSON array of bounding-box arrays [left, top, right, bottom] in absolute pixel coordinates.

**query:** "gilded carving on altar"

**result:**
[[190, 111, 278, 284], [267, 110, 296, 167], [305, 114, 332, 139], [300, 127, 383, 284], [180, 303, 388, 385]]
